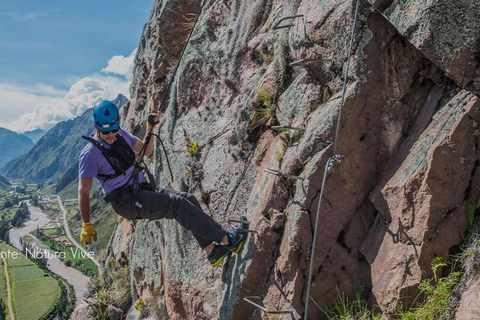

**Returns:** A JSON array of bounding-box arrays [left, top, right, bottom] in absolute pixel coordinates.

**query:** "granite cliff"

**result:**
[[102, 0, 480, 319]]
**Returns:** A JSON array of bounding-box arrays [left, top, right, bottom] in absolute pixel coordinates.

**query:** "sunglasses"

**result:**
[[99, 128, 119, 135]]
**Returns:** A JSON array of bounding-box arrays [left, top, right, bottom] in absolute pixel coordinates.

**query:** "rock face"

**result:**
[[456, 279, 480, 319], [107, 0, 480, 319]]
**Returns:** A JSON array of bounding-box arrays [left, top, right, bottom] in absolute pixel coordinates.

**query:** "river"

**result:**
[[8, 202, 91, 311]]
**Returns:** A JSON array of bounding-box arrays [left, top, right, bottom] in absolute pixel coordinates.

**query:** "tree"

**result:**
[[15, 186, 26, 194], [11, 203, 30, 228], [3, 200, 12, 209], [0, 299, 6, 320], [0, 221, 8, 242], [31, 195, 39, 206]]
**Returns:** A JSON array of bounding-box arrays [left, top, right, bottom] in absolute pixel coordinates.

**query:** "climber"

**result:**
[[77, 100, 246, 267]]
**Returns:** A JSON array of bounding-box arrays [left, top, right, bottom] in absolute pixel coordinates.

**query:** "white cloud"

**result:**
[[0, 48, 137, 133], [0, 84, 63, 121], [9, 83, 67, 97], [101, 49, 137, 79], [8, 9, 59, 21]]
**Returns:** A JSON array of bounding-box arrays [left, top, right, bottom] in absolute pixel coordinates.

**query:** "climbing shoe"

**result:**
[[225, 216, 249, 254], [206, 245, 231, 267]]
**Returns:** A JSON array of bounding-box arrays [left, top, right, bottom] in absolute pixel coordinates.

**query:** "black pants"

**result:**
[[110, 186, 226, 249]]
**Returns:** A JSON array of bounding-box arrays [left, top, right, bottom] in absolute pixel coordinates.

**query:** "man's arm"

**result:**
[[133, 134, 154, 156], [78, 178, 93, 223]]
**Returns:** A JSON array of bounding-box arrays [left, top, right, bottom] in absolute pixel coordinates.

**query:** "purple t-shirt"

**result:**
[[78, 129, 145, 195]]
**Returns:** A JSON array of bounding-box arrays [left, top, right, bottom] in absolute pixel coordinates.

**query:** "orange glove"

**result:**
[[80, 222, 97, 244]]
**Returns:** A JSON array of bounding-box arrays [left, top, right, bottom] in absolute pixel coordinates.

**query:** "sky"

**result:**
[[0, 0, 154, 133]]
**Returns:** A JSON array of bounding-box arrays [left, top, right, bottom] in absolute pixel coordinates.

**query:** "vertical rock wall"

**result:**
[[109, 0, 480, 319]]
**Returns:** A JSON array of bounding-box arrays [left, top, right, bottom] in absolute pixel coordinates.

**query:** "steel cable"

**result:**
[[303, 0, 361, 318]]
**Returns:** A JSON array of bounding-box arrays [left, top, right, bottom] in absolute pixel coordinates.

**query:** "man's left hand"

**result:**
[[147, 111, 162, 130]]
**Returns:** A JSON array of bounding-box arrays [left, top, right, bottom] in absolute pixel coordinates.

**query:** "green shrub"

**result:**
[[397, 199, 480, 320], [144, 292, 168, 319], [86, 261, 131, 319], [397, 267, 460, 320], [275, 139, 288, 165], [248, 89, 276, 131], [187, 141, 198, 155]]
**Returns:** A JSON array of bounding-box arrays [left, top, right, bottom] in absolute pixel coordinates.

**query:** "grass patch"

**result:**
[[0, 242, 60, 319], [39, 239, 55, 250], [22, 235, 35, 243], [322, 282, 380, 320], [0, 244, 32, 267], [11, 265, 45, 282], [14, 277, 59, 320], [43, 227, 64, 236], [64, 247, 99, 275]]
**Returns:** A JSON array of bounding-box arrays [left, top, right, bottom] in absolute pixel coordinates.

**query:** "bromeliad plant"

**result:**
[[248, 89, 276, 132]]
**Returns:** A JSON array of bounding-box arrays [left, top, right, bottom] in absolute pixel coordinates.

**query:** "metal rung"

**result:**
[[272, 15, 303, 30], [237, 228, 258, 234], [228, 219, 251, 224], [270, 125, 306, 131], [227, 220, 257, 234], [289, 58, 332, 67], [244, 296, 294, 314], [265, 168, 305, 181]]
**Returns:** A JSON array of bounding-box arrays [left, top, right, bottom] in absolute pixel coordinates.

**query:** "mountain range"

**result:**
[[0, 127, 34, 170], [0, 175, 10, 190], [0, 110, 93, 181], [23, 129, 47, 144], [1, 94, 127, 185]]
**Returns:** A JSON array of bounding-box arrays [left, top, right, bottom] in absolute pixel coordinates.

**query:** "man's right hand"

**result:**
[[80, 222, 97, 244]]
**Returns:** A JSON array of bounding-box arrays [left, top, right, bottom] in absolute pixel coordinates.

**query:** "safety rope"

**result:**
[[155, 0, 207, 114], [151, 133, 174, 182], [137, 0, 208, 182], [303, 0, 361, 318]]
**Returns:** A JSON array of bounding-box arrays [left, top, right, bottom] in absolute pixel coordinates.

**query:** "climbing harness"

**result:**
[[303, 0, 361, 318], [81, 134, 136, 181]]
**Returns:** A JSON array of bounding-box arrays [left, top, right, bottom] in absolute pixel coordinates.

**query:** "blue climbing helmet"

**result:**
[[92, 100, 120, 131]]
